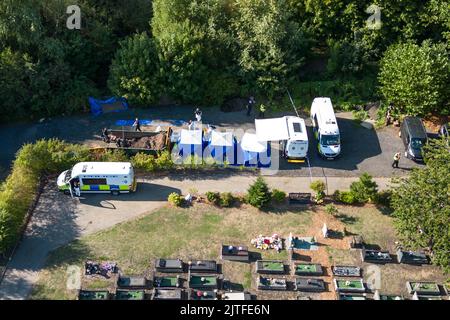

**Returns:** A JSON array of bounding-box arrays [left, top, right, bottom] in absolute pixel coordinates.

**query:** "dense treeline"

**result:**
[[0, 0, 449, 121]]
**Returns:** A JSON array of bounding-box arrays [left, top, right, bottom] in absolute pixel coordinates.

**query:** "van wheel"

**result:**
[[111, 190, 120, 196], [63, 190, 70, 195]]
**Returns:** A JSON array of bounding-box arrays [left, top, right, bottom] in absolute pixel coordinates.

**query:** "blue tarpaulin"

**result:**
[[235, 133, 271, 168], [204, 131, 237, 165], [115, 119, 186, 127], [89, 97, 128, 116]]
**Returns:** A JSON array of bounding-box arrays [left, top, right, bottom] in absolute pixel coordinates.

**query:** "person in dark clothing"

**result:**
[[133, 118, 142, 132], [247, 96, 255, 116], [101, 128, 109, 142]]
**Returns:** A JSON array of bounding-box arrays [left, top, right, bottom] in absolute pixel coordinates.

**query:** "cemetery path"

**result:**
[[0, 175, 391, 300]]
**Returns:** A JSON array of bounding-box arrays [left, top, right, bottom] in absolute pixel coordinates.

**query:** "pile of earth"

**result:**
[[130, 132, 166, 150]]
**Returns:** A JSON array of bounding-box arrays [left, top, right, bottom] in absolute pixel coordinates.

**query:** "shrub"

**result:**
[[247, 177, 271, 209], [271, 189, 286, 204], [325, 204, 338, 216], [97, 149, 128, 162], [131, 153, 156, 171], [350, 173, 378, 203], [167, 192, 183, 207], [155, 151, 174, 170], [219, 192, 235, 208], [352, 109, 369, 123], [310, 180, 326, 204], [206, 191, 220, 205], [374, 190, 392, 208], [338, 191, 357, 205]]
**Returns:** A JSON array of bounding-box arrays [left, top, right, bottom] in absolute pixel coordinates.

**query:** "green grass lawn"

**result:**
[[154, 276, 179, 287], [410, 282, 439, 292], [295, 264, 320, 273], [261, 261, 284, 271], [115, 290, 144, 300], [31, 204, 312, 299], [336, 279, 364, 289]]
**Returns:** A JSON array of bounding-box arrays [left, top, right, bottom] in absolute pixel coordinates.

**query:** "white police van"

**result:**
[[57, 162, 136, 196], [310, 97, 341, 159], [255, 116, 309, 162]]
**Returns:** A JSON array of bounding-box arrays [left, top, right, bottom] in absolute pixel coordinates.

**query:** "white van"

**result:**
[[57, 162, 136, 195], [255, 116, 309, 161], [310, 97, 341, 159]]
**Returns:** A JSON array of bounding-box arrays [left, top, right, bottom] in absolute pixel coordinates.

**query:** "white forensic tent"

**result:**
[[177, 129, 204, 158], [205, 130, 236, 164], [255, 117, 290, 141], [236, 133, 271, 167]]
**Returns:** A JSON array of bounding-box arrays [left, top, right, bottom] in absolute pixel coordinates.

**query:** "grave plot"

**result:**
[[412, 293, 443, 300], [221, 245, 249, 262], [220, 292, 252, 300], [293, 263, 323, 276], [255, 260, 286, 274], [153, 275, 181, 288], [257, 276, 288, 291], [396, 250, 429, 265], [334, 279, 365, 293], [332, 265, 361, 277], [78, 290, 110, 300], [361, 249, 393, 263], [188, 289, 218, 300], [373, 292, 404, 300], [288, 193, 312, 205], [155, 258, 184, 273], [188, 260, 218, 273], [349, 235, 365, 249], [406, 281, 441, 296], [115, 290, 145, 300], [338, 293, 367, 300], [287, 235, 318, 251], [294, 278, 326, 292], [117, 275, 149, 289], [188, 275, 220, 289], [151, 288, 184, 300]]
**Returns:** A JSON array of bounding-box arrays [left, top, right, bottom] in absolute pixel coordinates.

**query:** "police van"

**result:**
[[255, 116, 309, 162], [310, 97, 341, 159], [57, 162, 136, 196]]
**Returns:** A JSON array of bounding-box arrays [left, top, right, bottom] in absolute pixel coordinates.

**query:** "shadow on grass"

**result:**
[[45, 239, 93, 269], [335, 214, 359, 225]]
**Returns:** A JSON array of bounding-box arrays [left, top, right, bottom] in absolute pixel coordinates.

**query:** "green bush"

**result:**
[[155, 151, 174, 170], [131, 153, 156, 171], [0, 139, 93, 254], [219, 192, 235, 208], [310, 180, 326, 204], [352, 109, 369, 123], [247, 177, 271, 209], [97, 149, 129, 162], [337, 191, 357, 205], [167, 192, 183, 207], [325, 204, 338, 216], [206, 191, 220, 205], [374, 190, 392, 208], [271, 189, 286, 204], [350, 173, 378, 203]]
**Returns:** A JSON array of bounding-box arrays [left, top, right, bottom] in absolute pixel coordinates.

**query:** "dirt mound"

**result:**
[[130, 133, 166, 150]]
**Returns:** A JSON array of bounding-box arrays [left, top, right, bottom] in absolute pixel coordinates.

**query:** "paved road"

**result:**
[[0, 106, 423, 181], [0, 174, 393, 300]]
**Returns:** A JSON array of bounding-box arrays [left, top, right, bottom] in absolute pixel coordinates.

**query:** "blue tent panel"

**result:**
[[89, 97, 128, 116]]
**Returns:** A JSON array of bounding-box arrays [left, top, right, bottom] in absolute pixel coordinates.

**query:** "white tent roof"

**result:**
[[179, 129, 203, 145], [211, 131, 233, 147], [241, 133, 267, 152], [255, 117, 290, 141]]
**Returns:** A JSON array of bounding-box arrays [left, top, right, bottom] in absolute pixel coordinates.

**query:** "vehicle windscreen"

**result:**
[[65, 170, 72, 182], [411, 138, 425, 149], [321, 134, 340, 146]]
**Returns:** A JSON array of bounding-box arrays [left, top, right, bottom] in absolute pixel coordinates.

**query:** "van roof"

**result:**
[[311, 97, 339, 136], [286, 116, 308, 141], [403, 117, 427, 139], [71, 162, 133, 177]]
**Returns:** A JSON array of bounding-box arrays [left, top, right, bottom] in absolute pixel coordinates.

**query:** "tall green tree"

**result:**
[[108, 32, 161, 106], [391, 138, 450, 273], [232, 0, 309, 96], [379, 41, 450, 117]]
